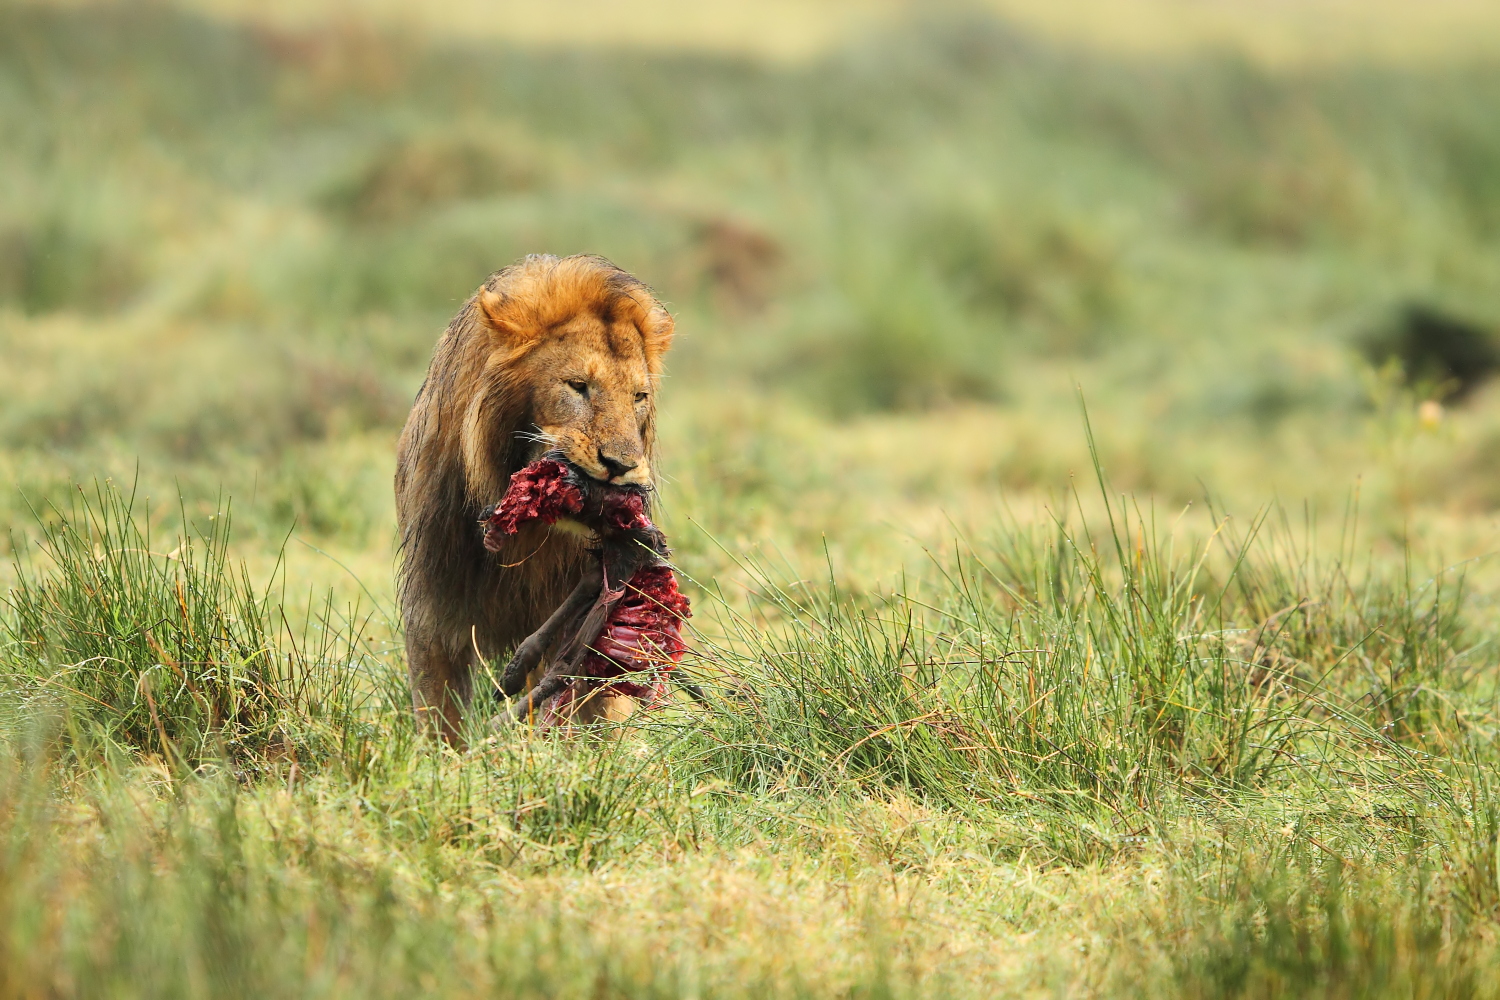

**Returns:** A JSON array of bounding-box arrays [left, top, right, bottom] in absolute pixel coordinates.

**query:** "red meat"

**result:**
[[578, 564, 692, 696], [484, 459, 691, 722], [482, 459, 584, 552], [600, 490, 652, 533]]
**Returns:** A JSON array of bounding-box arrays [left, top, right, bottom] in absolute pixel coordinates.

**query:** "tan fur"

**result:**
[[394, 254, 674, 742]]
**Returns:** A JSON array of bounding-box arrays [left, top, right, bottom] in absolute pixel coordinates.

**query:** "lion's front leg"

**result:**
[[406, 629, 473, 745]]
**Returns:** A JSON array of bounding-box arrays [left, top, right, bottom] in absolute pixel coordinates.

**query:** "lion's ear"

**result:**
[[477, 287, 536, 345], [639, 303, 675, 373]]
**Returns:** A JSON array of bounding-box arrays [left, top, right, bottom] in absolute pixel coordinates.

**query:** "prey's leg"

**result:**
[[495, 562, 604, 698], [671, 673, 710, 705]]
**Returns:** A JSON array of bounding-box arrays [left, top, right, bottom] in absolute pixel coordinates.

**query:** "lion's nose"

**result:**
[[597, 450, 638, 480]]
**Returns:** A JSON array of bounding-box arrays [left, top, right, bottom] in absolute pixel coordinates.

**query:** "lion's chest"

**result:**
[[552, 518, 596, 541]]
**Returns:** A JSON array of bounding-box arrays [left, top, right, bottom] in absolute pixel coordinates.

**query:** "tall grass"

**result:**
[[0, 465, 1492, 994], [684, 497, 1471, 809], [0, 482, 383, 769], [0, 473, 1495, 994]]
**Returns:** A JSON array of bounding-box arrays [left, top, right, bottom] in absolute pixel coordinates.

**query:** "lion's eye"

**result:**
[[566, 380, 589, 397], [634, 391, 649, 403]]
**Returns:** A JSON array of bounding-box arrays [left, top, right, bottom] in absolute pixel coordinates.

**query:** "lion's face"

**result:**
[[516, 312, 655, 485], [463, 255, 673, 495]]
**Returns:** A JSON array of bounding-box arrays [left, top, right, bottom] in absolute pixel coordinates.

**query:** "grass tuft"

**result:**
[[0, 481, 379, 771]]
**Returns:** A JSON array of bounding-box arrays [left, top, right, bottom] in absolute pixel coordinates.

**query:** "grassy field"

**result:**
[[147, 0, 1500, 65], [6, 0, 1500, 995]]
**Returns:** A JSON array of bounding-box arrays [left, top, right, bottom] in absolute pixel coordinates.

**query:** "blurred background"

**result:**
[[4, 0, 1500, 591]]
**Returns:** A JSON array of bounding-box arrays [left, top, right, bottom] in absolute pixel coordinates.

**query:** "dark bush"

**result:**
[[1361, 302, 1500, 401]]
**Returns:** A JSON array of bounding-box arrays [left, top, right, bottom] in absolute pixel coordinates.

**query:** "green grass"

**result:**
[[0, 482, 385, 769], [6, 1, 1500, 995], [4, 472, 1500, 996]]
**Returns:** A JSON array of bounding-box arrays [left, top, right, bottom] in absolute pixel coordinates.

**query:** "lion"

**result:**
[[394, 254, 674, 741]]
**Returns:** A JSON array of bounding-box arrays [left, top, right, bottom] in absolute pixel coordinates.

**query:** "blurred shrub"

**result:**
[[295, 193, 687, 320], [150, 349, 402, 458], [1436, 109, 1500, 238], [1192, 345, 1364, 432], [320, 130, 545, 225], [0, 216, 143, 315], [1361, 302, 1500, 402], [682, 216, 783, 313], [0, 4, 274, 140], [1075, 59, 1399, 247], [0, 322, 405, 459], [912, 205, 1120, 348], [777, 268, 1002, 414], [1181, 113, 1370, 247], [307, 221, 521, 317]]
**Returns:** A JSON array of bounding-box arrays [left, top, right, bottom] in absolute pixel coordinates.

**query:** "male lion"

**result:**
[[394, 254, 674, 741]]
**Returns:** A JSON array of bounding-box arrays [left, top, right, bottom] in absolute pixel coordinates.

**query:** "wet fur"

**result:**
[[394, 254, 674, 740]]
